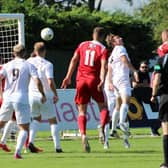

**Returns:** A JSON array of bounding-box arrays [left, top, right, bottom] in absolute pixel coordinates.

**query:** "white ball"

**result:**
[[41, 27, 54, 41]]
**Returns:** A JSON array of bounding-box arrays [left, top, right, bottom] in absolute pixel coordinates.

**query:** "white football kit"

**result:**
[[110, 45, 132, 97], [0, 58, 38, 124], [104, 56, 115, 117], [27, 56, 56, 119]]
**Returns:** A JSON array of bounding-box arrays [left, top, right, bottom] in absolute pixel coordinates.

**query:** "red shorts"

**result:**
[[75, 78, 105, 104]]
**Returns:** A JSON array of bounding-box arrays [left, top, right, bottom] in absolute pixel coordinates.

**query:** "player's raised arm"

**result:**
[[61, 52, 79, 89]]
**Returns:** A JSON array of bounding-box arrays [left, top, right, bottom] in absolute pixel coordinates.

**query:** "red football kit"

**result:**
[[74, 40, 108, 104]]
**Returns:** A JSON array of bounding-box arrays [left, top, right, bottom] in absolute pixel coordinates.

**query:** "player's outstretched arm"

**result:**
[[120, 55, 139, 82], [61, 52, 79, 89]]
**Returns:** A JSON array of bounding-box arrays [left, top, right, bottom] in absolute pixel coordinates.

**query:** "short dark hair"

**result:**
[[140, 60, 148, 65], [93, 27, 106, 39]]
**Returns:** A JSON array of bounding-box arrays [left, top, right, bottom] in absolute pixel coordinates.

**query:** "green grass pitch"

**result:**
[[0, 128, 163, 168]]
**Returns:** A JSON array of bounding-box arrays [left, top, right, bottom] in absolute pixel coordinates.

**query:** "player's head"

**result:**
[[157, 29, 168, 57], [92, 27, 106, 42], [13, 44, 26, 58], [33, 42, 46, 57], [105, 33, 114, 47], [161, 29, 168, 43], [111, 35, 123, 46]]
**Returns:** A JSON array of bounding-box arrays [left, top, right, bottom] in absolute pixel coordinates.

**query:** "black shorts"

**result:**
[[159, 94, 168, 122]]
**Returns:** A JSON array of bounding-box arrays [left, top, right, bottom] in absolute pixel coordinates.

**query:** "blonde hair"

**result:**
[[13, 44, 26, 58]]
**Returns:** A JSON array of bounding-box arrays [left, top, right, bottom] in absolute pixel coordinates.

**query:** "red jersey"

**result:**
[[75, 40, 108, 80], [157, 42, 168, 57]]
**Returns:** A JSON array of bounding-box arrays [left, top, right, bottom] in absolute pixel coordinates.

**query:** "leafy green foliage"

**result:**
[[138, 0, 168, 46], [0, 0, 156, 66]]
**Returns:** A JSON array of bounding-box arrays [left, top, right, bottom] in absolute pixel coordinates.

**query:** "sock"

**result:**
[[104, 123, 109, 143], [51, 124, 61, 149], [100, 109, 109, 129], [108, 100, 115, 117], [24, 133, 29, 148], [29, 120, 40, 144], [15, 130, 28, 154], [1, 120, 14, 144], [125, 121, 130, 130], [119, 103, 129, 124], [111, 109, 119, 132], [163, 135, 168, 164], [123, 133, 129, 140], [78, 115, 87, 135]]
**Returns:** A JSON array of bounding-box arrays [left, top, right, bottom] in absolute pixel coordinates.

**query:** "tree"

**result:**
[[30, 0, 133, 12], [138, 0, 168, 45]]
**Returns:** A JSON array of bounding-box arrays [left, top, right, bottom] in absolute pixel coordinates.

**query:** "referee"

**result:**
[[151, 54, 168, 168]]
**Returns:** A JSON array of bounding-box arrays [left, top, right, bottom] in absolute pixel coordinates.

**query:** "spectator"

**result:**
[[132, 60, 161, 136]]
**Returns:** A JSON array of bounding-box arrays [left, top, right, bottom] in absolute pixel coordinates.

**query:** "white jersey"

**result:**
[[104, 56, 113, 89], [110, 45, 130, 81], [109, 45, 132, 97], [0, 58, 38, 104], [27, 56, 54, 98]]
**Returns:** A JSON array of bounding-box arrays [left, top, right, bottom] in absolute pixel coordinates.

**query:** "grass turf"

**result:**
[[0, 128, 163, 168]]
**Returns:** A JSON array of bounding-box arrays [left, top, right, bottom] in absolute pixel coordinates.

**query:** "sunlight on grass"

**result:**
[[0, 128, 162, 168]]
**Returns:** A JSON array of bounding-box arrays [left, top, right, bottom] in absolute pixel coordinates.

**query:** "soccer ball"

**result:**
[[41, 27, 54, 41]]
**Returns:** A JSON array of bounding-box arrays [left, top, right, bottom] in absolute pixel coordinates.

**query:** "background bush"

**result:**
[[0, 0, 157, 87]]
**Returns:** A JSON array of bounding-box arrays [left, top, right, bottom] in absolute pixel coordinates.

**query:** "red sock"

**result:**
[[78, 115, 87, 135], [100, 109, 109, 128]]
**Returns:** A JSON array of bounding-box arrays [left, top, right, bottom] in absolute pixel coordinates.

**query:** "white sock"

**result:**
[[50, 124, 61, 149], [125, 121, 130, 129], [104, 123, 109, 143], [111, 109, 119, 132], [123, 133, 129, 140], [119, 103, 128, 124], [29, 120, 40, 144], [15, 130, 28, 154], [1, 120, 15, 144]]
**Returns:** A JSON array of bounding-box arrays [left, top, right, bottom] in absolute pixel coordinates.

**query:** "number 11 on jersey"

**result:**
[[84, 50, 95, 66]]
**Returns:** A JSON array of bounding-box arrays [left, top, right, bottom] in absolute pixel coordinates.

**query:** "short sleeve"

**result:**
[[45, 63, 54, 79], [101, 48, 108, 60]]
